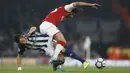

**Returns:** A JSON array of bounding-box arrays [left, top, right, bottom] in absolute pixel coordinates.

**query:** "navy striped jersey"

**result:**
[[18, 31, 50, 55]]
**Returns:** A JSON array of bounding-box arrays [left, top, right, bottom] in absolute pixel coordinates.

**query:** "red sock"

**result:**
[[58, 41, 66, 47]]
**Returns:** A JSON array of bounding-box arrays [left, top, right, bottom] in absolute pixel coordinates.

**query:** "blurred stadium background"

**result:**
[[1, 0, 130, 72]]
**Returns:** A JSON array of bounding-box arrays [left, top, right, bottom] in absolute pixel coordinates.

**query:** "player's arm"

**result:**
[[17, 54, 22, 71], [25, 26, 37, 37], [17, 47, 26, 71], [65, 2, 101, 12], [73, 2, 100, 8]]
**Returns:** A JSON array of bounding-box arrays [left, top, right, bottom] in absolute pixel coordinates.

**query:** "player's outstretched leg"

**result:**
[[64, 49, 90, 69]]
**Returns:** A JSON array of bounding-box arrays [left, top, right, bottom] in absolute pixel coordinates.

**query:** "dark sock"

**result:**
[[51, 60, 64, 67], [64, 49, 85, 63]]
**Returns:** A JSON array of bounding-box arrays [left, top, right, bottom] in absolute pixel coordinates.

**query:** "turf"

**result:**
[[0, 65, 130, 73]]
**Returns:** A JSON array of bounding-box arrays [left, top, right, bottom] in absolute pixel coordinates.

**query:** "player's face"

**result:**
[[19, 36, 28, 44]]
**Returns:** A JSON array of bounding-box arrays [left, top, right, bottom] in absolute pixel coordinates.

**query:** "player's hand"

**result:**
[[18, 67, 22, 71], [91, 3, 101, 9]]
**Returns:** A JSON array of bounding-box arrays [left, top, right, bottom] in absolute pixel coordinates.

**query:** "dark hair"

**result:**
[[66, 7, 83, 18], [14, 34, 21, 43], [71, 7, 83, 15]]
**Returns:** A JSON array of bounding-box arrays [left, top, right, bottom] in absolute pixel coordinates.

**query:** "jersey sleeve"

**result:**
[[64, 3, 76, 12], [18, 45, 26, 55]]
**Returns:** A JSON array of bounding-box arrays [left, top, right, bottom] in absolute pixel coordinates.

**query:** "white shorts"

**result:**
[[39, 21, 60, 37], [39, 21, 60, 56]]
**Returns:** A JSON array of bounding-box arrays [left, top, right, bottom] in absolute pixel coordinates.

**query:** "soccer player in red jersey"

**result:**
[[40, 2, 100, 60]]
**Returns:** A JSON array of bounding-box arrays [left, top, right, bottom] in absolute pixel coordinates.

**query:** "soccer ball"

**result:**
[[95, 58, 106, 69]]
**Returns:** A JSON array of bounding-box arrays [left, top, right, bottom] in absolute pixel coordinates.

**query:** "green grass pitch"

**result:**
[[0, 65, 130, 73]]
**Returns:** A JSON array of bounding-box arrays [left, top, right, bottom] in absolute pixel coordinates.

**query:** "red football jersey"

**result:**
[[43, 6, 70, 25]]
